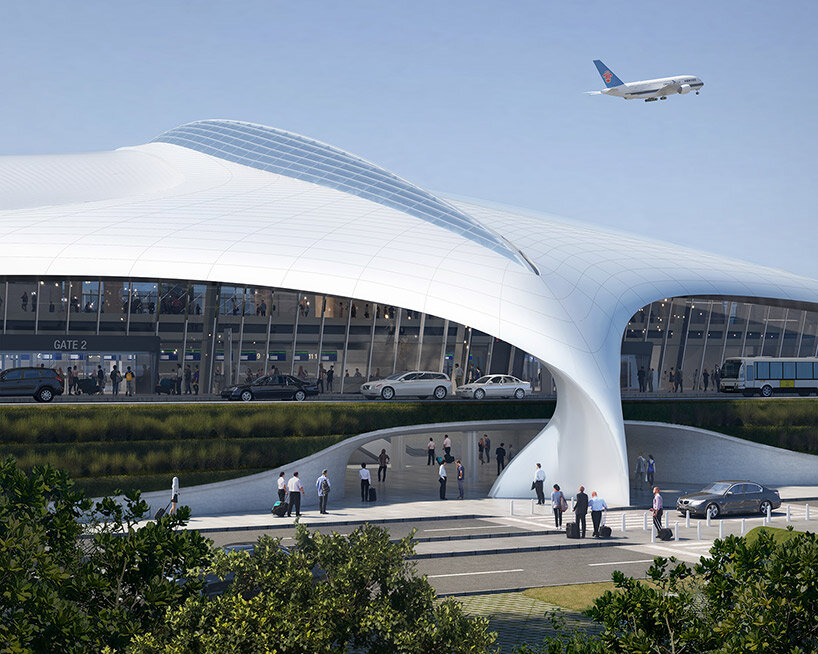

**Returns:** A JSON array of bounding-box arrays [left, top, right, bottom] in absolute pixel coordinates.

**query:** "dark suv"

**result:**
[[0, 367, 64, 402]]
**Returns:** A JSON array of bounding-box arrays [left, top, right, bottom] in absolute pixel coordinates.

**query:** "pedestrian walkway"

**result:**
[[455, 592, 600, 652]]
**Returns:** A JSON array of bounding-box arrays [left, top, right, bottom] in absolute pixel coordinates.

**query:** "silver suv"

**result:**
[[360, 371, 452, 400]]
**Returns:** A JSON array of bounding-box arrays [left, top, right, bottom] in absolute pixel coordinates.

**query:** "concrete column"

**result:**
[[464, 430, 478, 482], [391, 434, 404, 470]]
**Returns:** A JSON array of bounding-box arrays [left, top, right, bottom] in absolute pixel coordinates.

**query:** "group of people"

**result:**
[[171, 364, 200, 395], [632, 452, 657, 489], [49, 364, 138, 396], [276, 469, 332, 516], [635, 365, 723, 393], [534, 467, 610, 538]]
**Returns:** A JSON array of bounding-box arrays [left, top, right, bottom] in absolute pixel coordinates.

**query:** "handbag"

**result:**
[[531, 481, 536, 491], [559, 493, 568, 512]]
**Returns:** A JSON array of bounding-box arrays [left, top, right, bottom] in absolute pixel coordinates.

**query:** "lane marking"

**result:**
[[504, 517, 555, 529], [427, 568, 524, 579], [588, 559, 653, 567], [423, 525, 509, 533]]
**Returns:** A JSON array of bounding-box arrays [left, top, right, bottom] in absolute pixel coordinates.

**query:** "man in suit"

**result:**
[[495, 443, 506, 475], [533, 463, 546, 504], [573, 486, 589, 538]]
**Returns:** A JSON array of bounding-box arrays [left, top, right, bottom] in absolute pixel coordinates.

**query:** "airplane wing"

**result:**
[[656, 81, 680, 95]]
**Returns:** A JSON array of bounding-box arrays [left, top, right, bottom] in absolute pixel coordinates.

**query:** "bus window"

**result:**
[[783, 362, 796, 379], [756, 361, 770, 379], [769, 362, 782, 379], [796, 362, 812, 379], [721, 359, 742, 379], [746, 364, 754, 382]]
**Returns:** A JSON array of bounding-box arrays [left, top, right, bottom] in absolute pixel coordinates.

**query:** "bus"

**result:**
[[719, 357, 818, 397]]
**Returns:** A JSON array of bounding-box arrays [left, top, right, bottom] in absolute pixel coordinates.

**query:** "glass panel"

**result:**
[[796, 362, 812, 379], [782, 361, 796, 379]]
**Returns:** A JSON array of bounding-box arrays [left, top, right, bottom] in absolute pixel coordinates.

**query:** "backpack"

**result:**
[[558, 492, 568, 512], [320, 478, 330, 494], [125, 371, 134, 381]]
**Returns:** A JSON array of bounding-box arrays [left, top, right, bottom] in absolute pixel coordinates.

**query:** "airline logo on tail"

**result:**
[[602, 70, 613, 84]]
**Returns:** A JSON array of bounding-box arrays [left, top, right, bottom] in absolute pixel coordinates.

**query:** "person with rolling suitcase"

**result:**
[[277, 472, 287, 503], [589, 491, 608, 537], [438, 460, 447, 500], [652, 487, 672, 540], [359, 463, 371, 502], [572, 485, 588, 538]]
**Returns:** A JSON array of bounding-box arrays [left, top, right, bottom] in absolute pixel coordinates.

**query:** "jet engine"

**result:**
[[678, 84, 692, 95]]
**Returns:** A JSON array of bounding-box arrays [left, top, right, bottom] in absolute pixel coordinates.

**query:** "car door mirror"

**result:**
[[725, 491, 733, 496]]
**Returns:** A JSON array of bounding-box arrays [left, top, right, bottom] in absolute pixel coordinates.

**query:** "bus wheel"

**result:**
[[761, 385, 773, 398]]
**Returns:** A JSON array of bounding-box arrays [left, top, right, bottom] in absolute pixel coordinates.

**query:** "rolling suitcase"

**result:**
[[368, 487, 377, 502], [565, 522, 580, 539], [599, 525, 612, 538], [272, 500, 288, 517], [436, 456, 444, 465], [658, 528, 673, 541], [443, 454, 455, 463], [153, 501, 170, 520]]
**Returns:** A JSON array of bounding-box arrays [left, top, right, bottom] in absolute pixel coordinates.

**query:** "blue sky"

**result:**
[[2, 1, 816, 276]]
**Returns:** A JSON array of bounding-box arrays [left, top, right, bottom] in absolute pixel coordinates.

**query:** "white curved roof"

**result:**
[[2, 119, 817, 504]]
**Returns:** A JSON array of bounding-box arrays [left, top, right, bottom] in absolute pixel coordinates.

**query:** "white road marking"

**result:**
[[423, 525, 508, 533], [588, 559, 654, 567], [428, 568, 525, 579], [504, 517, 556, 529]]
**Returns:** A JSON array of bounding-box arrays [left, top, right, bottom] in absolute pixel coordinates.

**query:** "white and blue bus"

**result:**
[[719, 357, 818, 397]]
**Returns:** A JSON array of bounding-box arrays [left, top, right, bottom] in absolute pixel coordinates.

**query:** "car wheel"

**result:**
[[36, 387, 54, 403], [240, 390, 253, 402], [761, 385, 773, 398], [706, 503, 720, 519], [514, 388, 525, 400], [473, 388, 485, 400], [381, 386, 395, 400], [433, 386, 447, 400], [759, 500, 772, 515], [293, 390, 306, 402]]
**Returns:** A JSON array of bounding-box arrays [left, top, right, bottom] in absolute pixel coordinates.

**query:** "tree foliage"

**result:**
[[518, 528, 818, 654], [0, 456, 213, 653], [127, 523, 498, 654]]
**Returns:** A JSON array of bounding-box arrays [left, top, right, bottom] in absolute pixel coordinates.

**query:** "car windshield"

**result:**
[[473, 376, 492, 384], [700, 482, 732, 494], [384, 373, 403, 380], [720, 359, 742, 380]]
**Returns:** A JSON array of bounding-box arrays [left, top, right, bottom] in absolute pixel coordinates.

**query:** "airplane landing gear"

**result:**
[[695, 91, 700, 95], [645, 97, 658, 102], [660, 96, 667, 100]]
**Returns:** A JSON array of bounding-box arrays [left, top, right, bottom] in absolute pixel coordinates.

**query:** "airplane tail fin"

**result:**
[[593, 60, 624, 88]]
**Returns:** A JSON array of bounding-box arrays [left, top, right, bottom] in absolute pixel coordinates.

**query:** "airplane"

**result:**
[[587, 60, 703, 102]]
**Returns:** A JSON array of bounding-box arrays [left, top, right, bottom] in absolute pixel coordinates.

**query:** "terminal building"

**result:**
[[2, 119, 818, 504]]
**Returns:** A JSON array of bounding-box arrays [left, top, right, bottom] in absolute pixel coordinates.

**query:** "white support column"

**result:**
[[365, 304, 377, 381], [339, 299, 353, 393], [415, 312, 426, 370], [391, 308, 402, 374], [315, 296, 327, 379], [439, 319, 449, 373], [290, 291, 301, 375]]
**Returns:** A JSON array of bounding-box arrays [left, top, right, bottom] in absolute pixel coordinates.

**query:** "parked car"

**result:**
[[676, 480, 781, 519], [360, 371, 451, 400], [456, 374, 531, 400], [222, 374, 319, 401], [0, 366, 63, 402]]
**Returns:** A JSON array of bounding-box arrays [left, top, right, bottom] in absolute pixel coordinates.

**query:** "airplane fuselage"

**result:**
[[602, 75, 704, 100]]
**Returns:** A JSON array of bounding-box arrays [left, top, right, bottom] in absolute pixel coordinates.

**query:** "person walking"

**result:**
[[326, 365, 335, 393], [533, 463, 546, 504], [67, 366, 74, 395], [359, 463, 371, 502], [646, 454, 656, 486], [483, 435, 491, 463], [551, 484, 566, 528], [184, 365, 192, 394], [456, 459, 465, 500], [192, 366, 200, 395], [124, 366, 135, 396], [438, 460, 447, 500], [426, 437, 436, 466], [507, 444, 514, 461], [377, 448, 390, 482], [110, 366, 121, 396], [277, 472, 287, 503], [478, 436, 485, 464], [652, 486, 663, 532], [175, 364, 183, 395], [72, 366, 79, 394], [442, 434, 452, 458], [675, 368, 684, 393], [286, 472, 304, 517], [170, 477, 180, 516], [316, 469, 331, 514], [96, 365, 105, 394], [573, 486, 589, 538], [317, 364, 325, 393], [637, 366, 646, 392], [702, 369, 710, 392], [495, 443, 506, 475], [648, 367, 655, 392], [589, 491, 608, 537], [634, 452, 647, 490]]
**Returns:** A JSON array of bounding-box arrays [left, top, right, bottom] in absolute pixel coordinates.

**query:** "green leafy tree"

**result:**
[[0, 456, 212, 653], [518, 528, 818, 654], [127, 523, 498, 653]]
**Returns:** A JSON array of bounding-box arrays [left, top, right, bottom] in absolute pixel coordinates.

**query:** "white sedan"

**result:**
[[360, 371, 452, 400], [456, 375, 531, 400]]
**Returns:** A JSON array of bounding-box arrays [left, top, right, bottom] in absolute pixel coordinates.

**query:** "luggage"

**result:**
[[368, 487, 377, 502], [436, 456, 443, 464], [565, 522, 580, 539], [599, 525, 612, 538], [76, 378, 100, 395], [154, 501, 171, 520], [272, 500, 288, 517], [658, 528, 673, 541], [443, 454, 455, 463]]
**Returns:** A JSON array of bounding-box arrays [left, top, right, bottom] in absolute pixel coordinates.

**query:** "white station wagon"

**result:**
[[360, 371, 452, 400], [456, 374, 531, 400]]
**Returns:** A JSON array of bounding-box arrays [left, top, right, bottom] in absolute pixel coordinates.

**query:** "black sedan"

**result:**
[[221, 374, 319, 402], [676, 480, 781, 519]]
